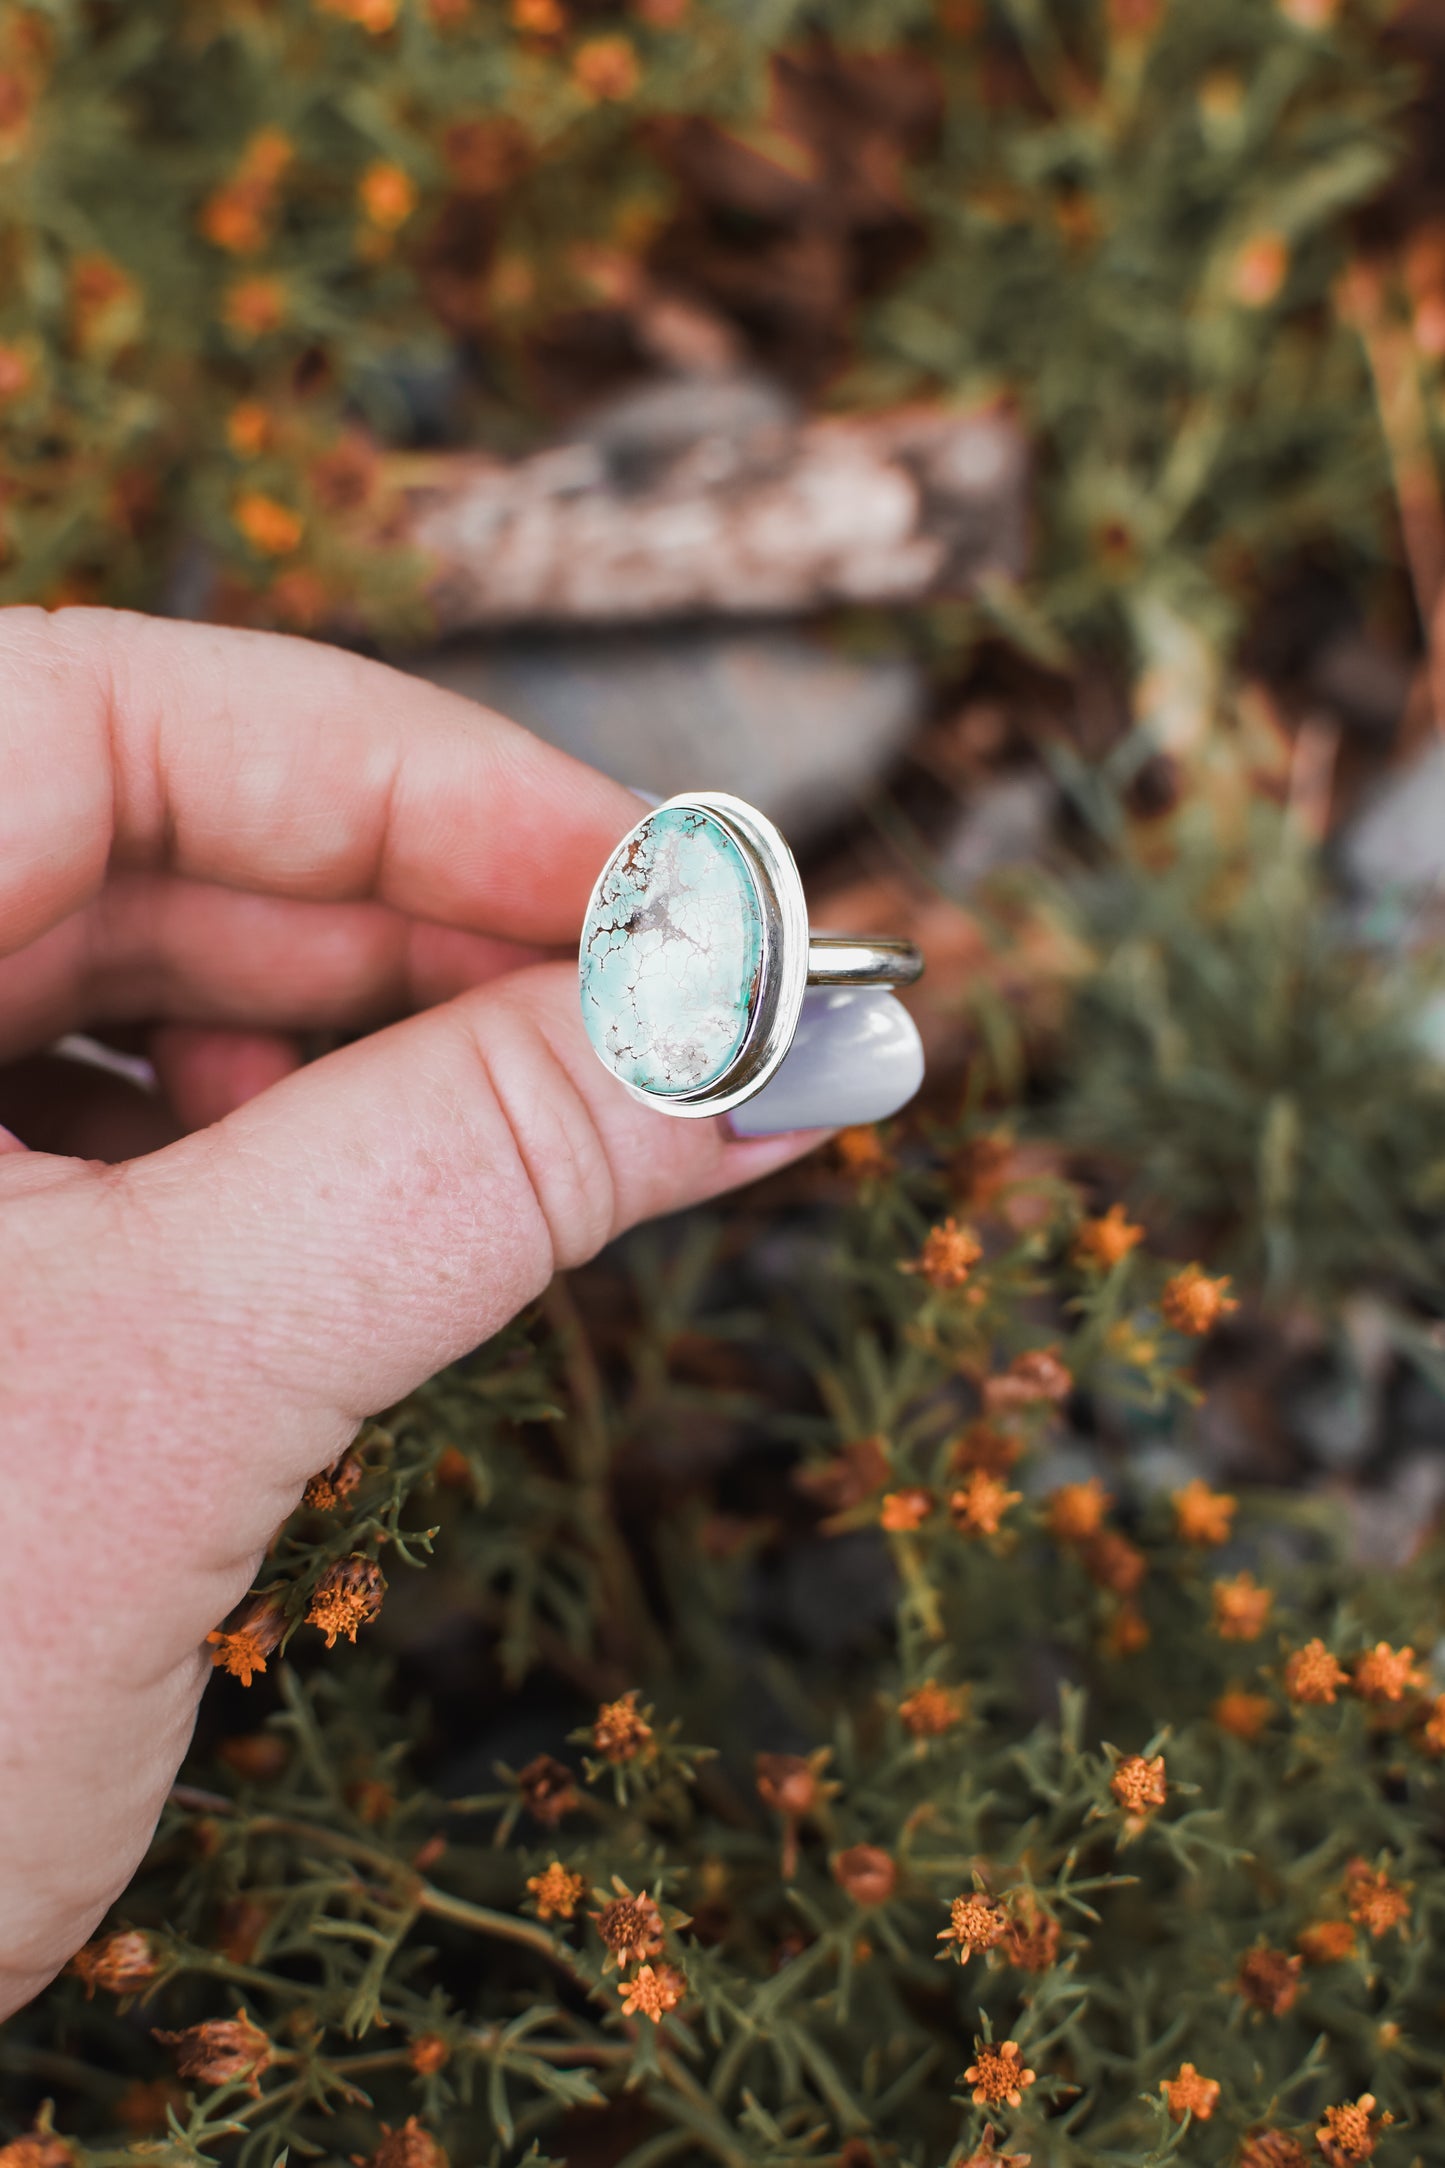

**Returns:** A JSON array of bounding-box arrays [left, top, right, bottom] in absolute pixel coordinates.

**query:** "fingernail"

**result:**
[[725, 989, 924, 1139]]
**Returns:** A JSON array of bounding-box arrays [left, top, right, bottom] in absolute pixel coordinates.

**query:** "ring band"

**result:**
[[579, 791, 924, 1118]]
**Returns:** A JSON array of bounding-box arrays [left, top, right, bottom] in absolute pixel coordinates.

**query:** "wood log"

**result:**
[[392, 397, 1028, 634]]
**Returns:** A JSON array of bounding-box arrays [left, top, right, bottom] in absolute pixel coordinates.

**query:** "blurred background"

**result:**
[[10, 0, 1445, 1518]]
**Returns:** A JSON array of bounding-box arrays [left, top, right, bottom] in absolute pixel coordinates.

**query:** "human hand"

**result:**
[[0, 608, 824, 2019]]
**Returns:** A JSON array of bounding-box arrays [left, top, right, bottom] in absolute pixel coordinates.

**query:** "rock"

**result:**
[[406, 622, 923, 844]]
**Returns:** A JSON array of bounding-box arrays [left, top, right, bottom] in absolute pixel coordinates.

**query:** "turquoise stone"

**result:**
[[580, 805, 764, 1096]]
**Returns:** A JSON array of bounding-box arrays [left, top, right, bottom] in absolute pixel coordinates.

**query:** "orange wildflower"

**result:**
[[1284, 1639, 1347, 1705], [360, 161, 417, 230], [983, 1348, 1073, 1412], [963, 2040, 1036, 2109], [902, 1217, 982, 1290], [898, 1680, 967, 1737], [408, 2034, 449, 2075], [0, 342, 32, 400], [71, 1931, 158, 1998], [223, 275, 287, 337], [1352, 1642, 1425, 1703], [880, 1487, 934, 1531], [526, 1861, 587, 1920], [153, 2009, 272, 2097], [1344, 1859, 1409, 1939], [1213, 1689, 1272, 1741], [949, 1470, 1021, 1537], [305, 1555, 385, 1646], [937, 1892, 1005, 1963], [1237, 2135, 1307, 2168], [1046, 1478, 1111, 1543], [511, 0, 564, 27], [318, 0, 402, 28], [1297, 1919, 1356, 1965], [1074, 1203, 1144, 1268], [1418, 1691, 1445, 1753], [234, 490, 303, 557], [591, 1880, 665, 1967], [365, 2121, 449, 2168], [516, 1754, 578, 1826], [1316, 2097, 1390, 2166], [572, 32, 641, 98], [1104, 1603, 1149, 1656], [1231, 232, 1290, 308], [833, 1844, 897, 1905], [618, 1961, 686, 2022], [1160, 1264, 1238, 1336], [1001, 1891, 1060, 1972], [592, 1690, 653, 1763], [1172, 1478, 1236, 1546], [1236, 1944, 1303, 2016], [206, 1594, 286, 1687], [226, 400, 271, 457], [834, 1125, 894, 1179], [0, 2137, 75, 2168], [1082, 1529, 1146, 1595], [1162, 2063, 1220, 2121], [1110, 1752, 1166, 1829], [1212, 1572, 1271, 1640]]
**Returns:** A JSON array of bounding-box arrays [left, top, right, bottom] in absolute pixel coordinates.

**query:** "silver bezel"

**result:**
[[578, 790, 810, 1119]]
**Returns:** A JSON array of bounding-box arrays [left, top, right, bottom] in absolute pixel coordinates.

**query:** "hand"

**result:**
[[0, 607, 823, 2019]]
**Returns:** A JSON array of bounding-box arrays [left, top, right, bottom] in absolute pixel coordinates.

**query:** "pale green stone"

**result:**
[[580, 805, 764, 1096]]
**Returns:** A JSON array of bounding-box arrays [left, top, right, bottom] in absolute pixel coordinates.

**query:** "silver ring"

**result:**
[[578, 791, 924, 1119]]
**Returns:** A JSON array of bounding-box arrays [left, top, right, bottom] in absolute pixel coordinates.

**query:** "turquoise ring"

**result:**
[[578, 791, 923, 1119]]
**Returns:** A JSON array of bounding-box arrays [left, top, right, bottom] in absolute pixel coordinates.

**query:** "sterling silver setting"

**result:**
[[578, 790, 924, 1120]]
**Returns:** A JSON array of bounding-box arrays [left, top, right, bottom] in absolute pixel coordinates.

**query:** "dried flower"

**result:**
[[206, 1594, 286, 1687], [1316, 2097, 1389, 2166], [572, 33, 640, 99], [832, 1845, 897, 1905], [1212, 1572, 1272, 1640], [218, 1732, 288, 1781], [319, 0, 402, 27], [364, 2121, 449, 2168], [949, 1422, 1023, 1475], [153, 2009, 272, 2097], [1110, 1752, 1167, 1827], [216, 1899, 269, 1966], [1074, 1203, 1144, 1267], [1172, 1479, 1236, 1546], [1162, 2063, 1221, 2121], [1231, 232, 1290, 309], [899, 1680, 967, 1737], [591, 1879, 666, 1966], [517, 1755, 579, 1827], [880, 1487, 935, 1531], [949, 1470, 1021, 1537], [756, 1749, 832, 1819], [526, 1861, 587, 1920], [1344, 1859, 1409, 1939], [1104, 1603, 1150, 1656], [938, 1892, 1006, 1962], [71, 1930, 158, 1999], [1297, 1919, 1356, 1965], [1082, 1529, 1146, 1595], [223, 274, 287, 338], [407, 2035, 449, 2075], [1046, 1479, 1112, 1543], [1418, 1691, 1445, 1753], [1160, 1264, 1238, 1336], [0, 2137, 75, 2168], [225, 400, 271, 458], [618, 1961, 687, 2022], [902, 1217, 983, 1290], [958, 2130, 1031, 2168], [1352, 1641, 1425, 1703], [1284, 1639, 1347, 1705], [983, 1348, 1073, 1411], [795, 1437, 889, 1515], [834, 1125, 894, 1179], [0, 342, 32, 401], [1236, 1944, 1303, 2016], [306, 1555, 385, 1646], [1213, 1689, 1272, 1740], [963, 2040, 1036, 2108], [592, 1690, 654, 1763], [360, 161, 417, 231], [234, 491, 304, 557], [1001, 1891, 1060, 1972], [1238, 2133, 1308, 2168]]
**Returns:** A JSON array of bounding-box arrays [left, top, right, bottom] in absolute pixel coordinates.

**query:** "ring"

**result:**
[[578, 790, 924, 1119]]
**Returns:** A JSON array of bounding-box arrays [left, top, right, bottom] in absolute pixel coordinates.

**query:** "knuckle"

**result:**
[[472, 991, 619, 1272]]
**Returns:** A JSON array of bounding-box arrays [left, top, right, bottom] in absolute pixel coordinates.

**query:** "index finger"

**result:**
[[0, 607, 644, 955]]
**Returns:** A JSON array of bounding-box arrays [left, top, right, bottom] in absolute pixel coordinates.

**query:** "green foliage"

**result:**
[[0, 0, 1414, 649], [7, 1121, 1445, 2165]]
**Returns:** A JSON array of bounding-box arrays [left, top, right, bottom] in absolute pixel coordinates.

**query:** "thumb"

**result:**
[[111, 959, 820, 1572]]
